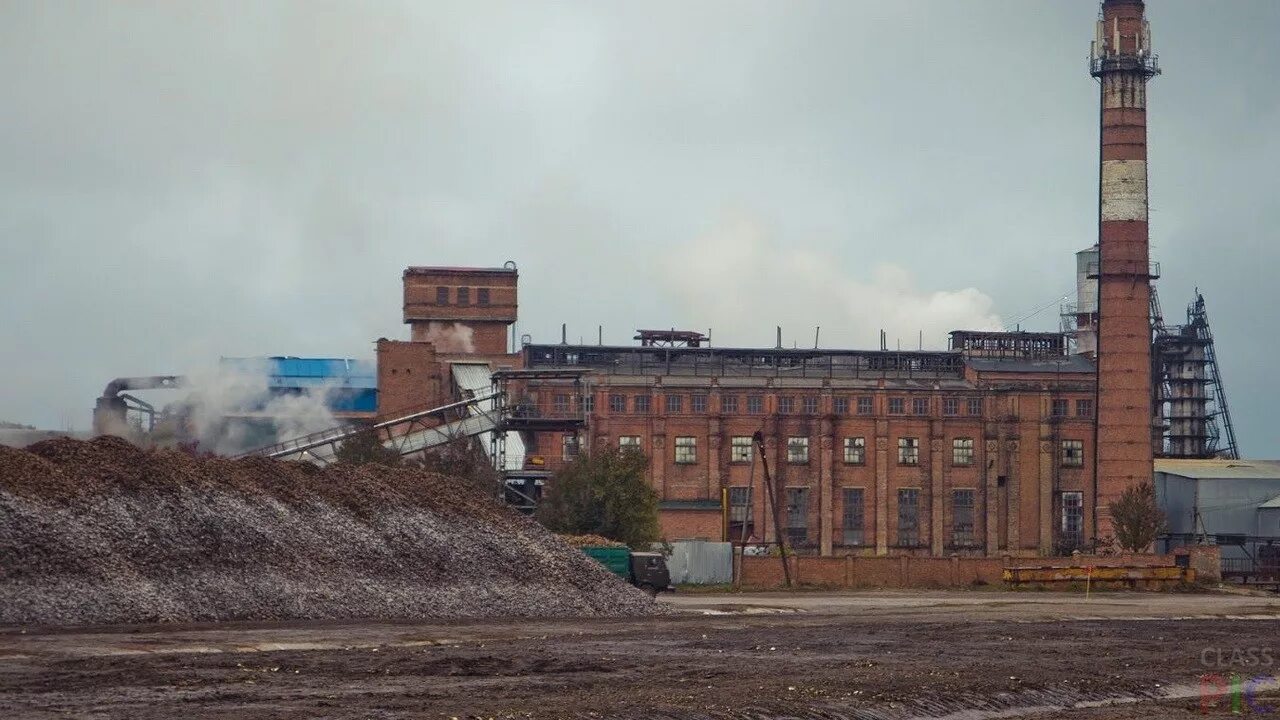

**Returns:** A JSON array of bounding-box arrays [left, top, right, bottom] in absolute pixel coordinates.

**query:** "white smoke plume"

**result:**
[[166, 359, 340, 455], [662, 216, 1003, 349], [420, 321, 476, 354]]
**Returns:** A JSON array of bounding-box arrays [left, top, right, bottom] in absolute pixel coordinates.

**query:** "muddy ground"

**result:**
[[3, 590, 1280, 719]]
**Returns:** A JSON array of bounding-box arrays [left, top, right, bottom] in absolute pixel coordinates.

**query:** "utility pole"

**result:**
[[753, 430, 791, 587]]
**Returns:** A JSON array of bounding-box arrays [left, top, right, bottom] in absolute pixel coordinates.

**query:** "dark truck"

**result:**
[[580, 546, 673, 596]]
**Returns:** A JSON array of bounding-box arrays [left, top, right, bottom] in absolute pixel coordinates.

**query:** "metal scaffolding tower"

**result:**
[[1151, 288, 1239, 459]]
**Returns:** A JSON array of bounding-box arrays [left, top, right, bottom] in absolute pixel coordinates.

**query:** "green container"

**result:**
[[581, 546, 631, 579]]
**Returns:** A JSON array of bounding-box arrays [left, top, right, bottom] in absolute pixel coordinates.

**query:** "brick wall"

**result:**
[[738, 554, 1005, 589]]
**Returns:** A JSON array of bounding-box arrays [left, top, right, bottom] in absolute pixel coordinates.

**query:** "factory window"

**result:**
[[581, 394, 594, 413], [457, 286, 470, 306], [953, 438, 974, 466], [787, 437, 809, 464], [786, 488, 810, 547], [666, 394, 683, 413], [691, 395, 708, 413], [553, 394, 570, 413], [912, 397, 929, 416], [618, 435, 642, 451], [633, 395, 651, 414], [943, 398, 959, 417], [728, 487, 754, 541], [562, 434, 580, 461], [674, 436, 697, 464], [952, 489, 976, 547], [857, 396, 874, 415], [843, 437, 866, 465], [436, 286, 449, 305], [747, 395, 764, 414], [967, 397, 983, 417], [889, 397, 905, 415], [1061, 439, 1084, 467], [477, 287, 490, 306], [1051, 398, 1069, 418], [722, 395, 739, 414], [841, 488, 865, 546], [898, 437, 919, 466], [833, 397, 849, 415], [802, 396, 819, 415], [730, 436, 753, 464], [1061, 491, 1084, 549], [1076, 398, 1094, 418], [778, 396, 794, 414], [897, 488, 921, 547], [609, 394, 625, 413]]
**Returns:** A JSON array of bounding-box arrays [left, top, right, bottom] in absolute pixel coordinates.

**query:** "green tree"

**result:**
[[333, 430, 402, 467], [537, 446, 660, 550], [1108, 481, 1166, 553]]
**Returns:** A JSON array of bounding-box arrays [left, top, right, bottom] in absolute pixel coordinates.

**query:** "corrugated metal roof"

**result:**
[[964, 355, 1096, 374], [1155, 458, 1280, 480], [1257, 494, 1280, 509], [450, 362, 526, 471]]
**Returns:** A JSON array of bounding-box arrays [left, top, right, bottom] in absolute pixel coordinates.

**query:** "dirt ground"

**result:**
[[4, 590, 1280, 719]]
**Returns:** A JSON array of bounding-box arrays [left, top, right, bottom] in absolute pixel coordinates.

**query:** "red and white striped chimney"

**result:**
[[1089, 0, 1160, 543]]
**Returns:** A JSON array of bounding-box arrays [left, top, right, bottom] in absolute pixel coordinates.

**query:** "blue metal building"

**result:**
[[219, 357, 378, 413]]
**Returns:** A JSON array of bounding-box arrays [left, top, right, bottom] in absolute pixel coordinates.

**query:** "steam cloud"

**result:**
[[662, 216, 1003, 349], [420, 321, 477, 354], [171, 360, 340, 455]]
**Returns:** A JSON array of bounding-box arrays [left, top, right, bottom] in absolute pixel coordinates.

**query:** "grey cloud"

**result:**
[[1, 0, 1277, 455]]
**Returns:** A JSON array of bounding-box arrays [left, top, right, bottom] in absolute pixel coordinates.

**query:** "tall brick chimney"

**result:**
[[1089, 0, 1160, 541]]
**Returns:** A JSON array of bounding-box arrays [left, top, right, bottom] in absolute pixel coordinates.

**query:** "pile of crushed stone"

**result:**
[[0, 437, 658, 626]]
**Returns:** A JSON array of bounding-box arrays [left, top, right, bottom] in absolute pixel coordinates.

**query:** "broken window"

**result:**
[[1051, 398, 1069, 417], [786, 487, 810, 547], [729, 486, 754, 541], [609, 394, 625, 413], [843, 437, 865, 465], [842, 488, 865, 546], [898, 437, 919, 466], [1061, 439, 1084, 467], [952, 489, 976, 546], [953, 438, 974, 466], [897, 488, 921, 546], [787, 437, 809, 464], [730, 436, 753, 463]]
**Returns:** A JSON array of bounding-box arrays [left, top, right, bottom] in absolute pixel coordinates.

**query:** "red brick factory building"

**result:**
[[364, 1, 1184, 558]]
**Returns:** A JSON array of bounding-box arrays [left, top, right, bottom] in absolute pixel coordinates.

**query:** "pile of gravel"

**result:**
[[0, 437, 658, 626]]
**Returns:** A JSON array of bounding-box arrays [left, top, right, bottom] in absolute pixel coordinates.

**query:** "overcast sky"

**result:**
[[2, 1, 1277, 455]]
